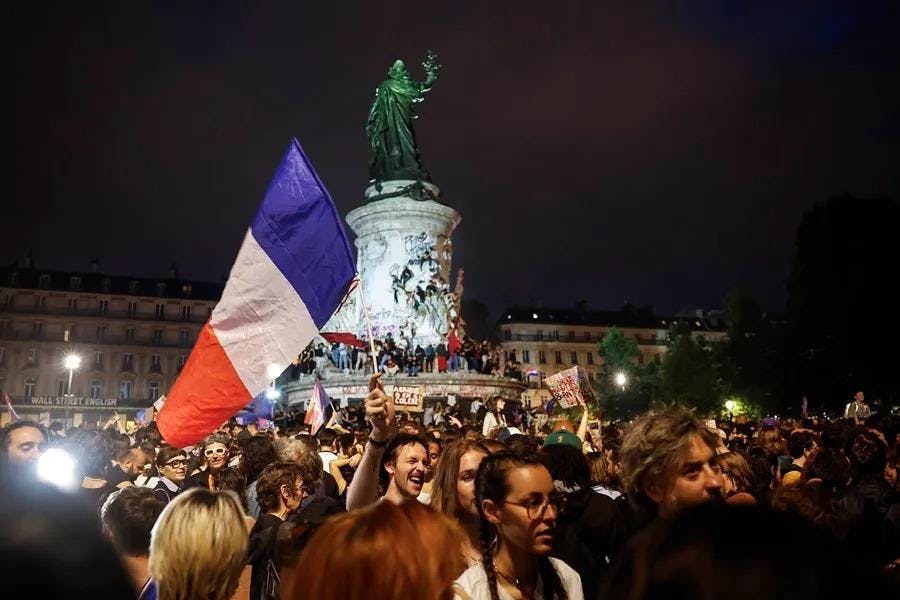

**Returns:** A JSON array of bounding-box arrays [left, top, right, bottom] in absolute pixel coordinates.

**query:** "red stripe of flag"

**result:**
[[156, 323, 250, 448]]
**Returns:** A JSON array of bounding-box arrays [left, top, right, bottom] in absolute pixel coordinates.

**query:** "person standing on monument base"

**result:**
[[844, 390, 871, 424]]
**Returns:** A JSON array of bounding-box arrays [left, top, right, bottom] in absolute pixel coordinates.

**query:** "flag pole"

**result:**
[[356, 274, 380, 374]]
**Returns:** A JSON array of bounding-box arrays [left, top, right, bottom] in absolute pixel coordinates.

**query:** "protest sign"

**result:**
[[544, 366, 595, 409], [393, 385, 423, 411]]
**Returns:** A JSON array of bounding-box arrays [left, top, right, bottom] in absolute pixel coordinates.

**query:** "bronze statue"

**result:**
[[366, 51, 440, 185]]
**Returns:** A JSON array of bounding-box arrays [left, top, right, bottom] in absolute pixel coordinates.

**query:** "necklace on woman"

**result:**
[[493, 562, 535, 599], [462, 546, 481, 566]]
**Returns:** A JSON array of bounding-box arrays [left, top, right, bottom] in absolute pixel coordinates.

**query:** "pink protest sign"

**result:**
[[544, 366, 595, 408]]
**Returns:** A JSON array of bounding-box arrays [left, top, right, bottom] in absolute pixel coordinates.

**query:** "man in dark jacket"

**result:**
[[541, 431, 628, 598]]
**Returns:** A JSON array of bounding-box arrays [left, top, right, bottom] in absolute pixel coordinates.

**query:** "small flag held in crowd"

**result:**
[[157, 139, 356, 447], [305, 381, 333, 436], [3, 392, 20, 422]]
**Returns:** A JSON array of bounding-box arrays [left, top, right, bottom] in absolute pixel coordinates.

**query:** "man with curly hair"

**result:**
[[619, 407, 723, 520]]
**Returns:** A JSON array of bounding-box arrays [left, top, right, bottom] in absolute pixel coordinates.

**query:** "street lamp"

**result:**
[[724, 399, 736, 413], [614, 371, 627, 390], [267, 363, 282, 380], [266, 363, 282, 402], [64, 354, 81, 397]]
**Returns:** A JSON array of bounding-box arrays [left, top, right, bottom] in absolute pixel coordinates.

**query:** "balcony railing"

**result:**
[[0, 304, 208, 324], [504, 333, 669, 345], [0, 329, 196, 348]]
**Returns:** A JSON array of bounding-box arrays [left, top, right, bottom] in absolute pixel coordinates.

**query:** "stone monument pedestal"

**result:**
[[284, 371, 526, 413], [340, 180, 461, 349]]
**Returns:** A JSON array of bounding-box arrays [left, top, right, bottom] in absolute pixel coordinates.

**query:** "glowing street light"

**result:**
[[267, 363, 282, 380], [614, 371, 627, 390], [64, 354, 82, 371], [265, 363, 282, 402], [64, 354, 81, 397], [724, 399, 736, 413]]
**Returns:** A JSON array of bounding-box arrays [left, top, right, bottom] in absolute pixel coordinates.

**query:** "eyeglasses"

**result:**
[[204, 447, 227, 457], [503, 491, 566, 520], [165, 459, 187, 468]]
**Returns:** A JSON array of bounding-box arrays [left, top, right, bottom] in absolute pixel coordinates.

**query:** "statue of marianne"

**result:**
[[366, 51, 440, 184]]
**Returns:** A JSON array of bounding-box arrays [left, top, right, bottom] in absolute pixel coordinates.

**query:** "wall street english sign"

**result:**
[[28, 396, 120, 408]]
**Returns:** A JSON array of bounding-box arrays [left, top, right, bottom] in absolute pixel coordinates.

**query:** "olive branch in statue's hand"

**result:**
[[423, 50, 441, 80]]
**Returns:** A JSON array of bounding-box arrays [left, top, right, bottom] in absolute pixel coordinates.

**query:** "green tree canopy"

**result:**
[[594, 327, 656, 420], [657, 323, 721, 415], [713, 290, 783, 414]]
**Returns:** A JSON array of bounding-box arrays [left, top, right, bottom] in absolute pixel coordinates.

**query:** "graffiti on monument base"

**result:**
[[322, 382, 520, 400]]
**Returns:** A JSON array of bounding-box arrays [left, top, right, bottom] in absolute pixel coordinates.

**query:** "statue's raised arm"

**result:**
[[420, 50, 441, 94], [366, 51, 440, 184]]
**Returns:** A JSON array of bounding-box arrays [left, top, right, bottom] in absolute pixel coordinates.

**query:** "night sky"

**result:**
[[7, 2, 899, 318]]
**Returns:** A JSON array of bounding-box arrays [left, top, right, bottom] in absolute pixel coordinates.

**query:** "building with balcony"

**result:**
[[0, 260, 223, 426], [498, 305, 726, 405]]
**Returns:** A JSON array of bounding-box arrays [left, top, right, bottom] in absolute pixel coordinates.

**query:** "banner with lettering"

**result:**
[[392, 385, 423, 411], [544, 366, 595, 409]]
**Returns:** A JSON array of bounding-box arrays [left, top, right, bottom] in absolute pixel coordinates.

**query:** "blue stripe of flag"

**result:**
[[250, 138, 357, 328]]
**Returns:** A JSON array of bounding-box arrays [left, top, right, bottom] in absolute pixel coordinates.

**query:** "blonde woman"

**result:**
[[147, 488, 248, 600]]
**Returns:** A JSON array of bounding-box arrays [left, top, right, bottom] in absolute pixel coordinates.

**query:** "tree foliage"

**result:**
[[657, 324, 721, 415], [786, 194, 899, 410], [713, 290, 783, 414], [593, 328, 656, 420]]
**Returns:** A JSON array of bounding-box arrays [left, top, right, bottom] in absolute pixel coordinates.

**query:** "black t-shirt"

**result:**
[[106, 465, 132, 488], [80, 479, 124, 513], [318, 472, 340, 501], [183, 470, 214, 491]]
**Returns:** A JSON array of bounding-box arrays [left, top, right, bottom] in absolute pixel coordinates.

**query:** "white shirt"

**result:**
[[482, 412, 506, 437], [454, 557, 583, 600], [134, 474, 159, 488], [592, 485, 622, 500], [319, 451, 339, 474]]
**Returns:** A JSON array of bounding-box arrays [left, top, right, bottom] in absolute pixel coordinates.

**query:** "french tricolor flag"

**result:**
[[304, 381, 333, 436], [157, 139, 356, 448]]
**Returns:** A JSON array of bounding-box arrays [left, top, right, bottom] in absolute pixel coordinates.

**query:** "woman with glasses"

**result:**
[[454, 451, 583, 600], [153, 447, 188, 503], [183, 433, 232, 491]]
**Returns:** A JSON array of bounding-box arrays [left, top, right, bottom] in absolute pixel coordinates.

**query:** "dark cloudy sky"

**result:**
[[7, 1, 899, 317]]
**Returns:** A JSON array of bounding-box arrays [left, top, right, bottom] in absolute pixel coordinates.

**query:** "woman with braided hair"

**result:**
[[453, 451, 583, 600]]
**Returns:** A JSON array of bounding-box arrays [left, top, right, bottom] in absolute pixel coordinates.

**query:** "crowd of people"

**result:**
[[293, 333, 523, 380], [1, 380, 897, 599]]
